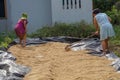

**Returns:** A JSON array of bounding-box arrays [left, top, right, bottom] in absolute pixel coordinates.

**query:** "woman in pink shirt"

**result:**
[[15, 13, 28, 47]]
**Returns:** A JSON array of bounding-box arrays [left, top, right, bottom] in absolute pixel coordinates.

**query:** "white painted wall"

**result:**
[[51, 0, 93, 24], [6, 0, 52, 33]]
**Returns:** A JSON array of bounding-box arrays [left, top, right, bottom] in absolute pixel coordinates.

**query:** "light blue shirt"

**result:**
[[95, 13, 115, 40], [95, 13, 111, 27]]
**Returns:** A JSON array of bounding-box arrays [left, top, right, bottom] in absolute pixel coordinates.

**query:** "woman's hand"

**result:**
[[95, 31, 99, 35]]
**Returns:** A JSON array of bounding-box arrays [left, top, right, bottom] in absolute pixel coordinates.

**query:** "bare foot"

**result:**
[[22, 44, 26, 47]]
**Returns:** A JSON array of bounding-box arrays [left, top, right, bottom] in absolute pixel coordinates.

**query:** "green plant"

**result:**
[[106, 6, 120, 25], [93, 0, 120, 12], [109, 25, 120, 57], [0, 36, 12, 48], [28, 21, 95, 38], [0, 31, 16, 48], [0, 42, 8, 48], [115, 1, 120, 11]]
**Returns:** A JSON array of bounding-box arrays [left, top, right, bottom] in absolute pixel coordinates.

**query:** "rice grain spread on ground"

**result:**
[[8, 42, 120, 80]]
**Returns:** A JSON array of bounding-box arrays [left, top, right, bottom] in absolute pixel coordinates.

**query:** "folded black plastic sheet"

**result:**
[[41, 36, 82, 43], [13, 36, 82, 46], [0, 47, 7, 52], [0, 50, 31, 80], [70, 38, 102, 53], [0, 51, 16, 61], [13, 38, 47, 45], [111, 58, 120, 71]]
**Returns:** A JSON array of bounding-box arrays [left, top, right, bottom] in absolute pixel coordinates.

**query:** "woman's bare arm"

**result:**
[[93, 17, 99, 35], [93, 17, 99, 31], [108, 16, 112, 22]]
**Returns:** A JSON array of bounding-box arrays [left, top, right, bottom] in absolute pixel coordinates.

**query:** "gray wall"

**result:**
[[6, 0, 52, 33], [0, 19, 7, 33], [0, 0, 93, 34], [51, 0, 93, 24]]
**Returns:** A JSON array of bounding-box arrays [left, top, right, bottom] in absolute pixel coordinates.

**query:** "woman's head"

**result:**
[[21, 13, 28, 19], [93, 8, 101, 15]]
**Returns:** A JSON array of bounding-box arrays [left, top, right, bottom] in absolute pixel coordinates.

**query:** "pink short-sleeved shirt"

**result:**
[[14, 19, 28, 36]]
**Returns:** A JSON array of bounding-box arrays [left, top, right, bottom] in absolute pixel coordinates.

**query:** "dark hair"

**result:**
[[93, 8, 101, 14]]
